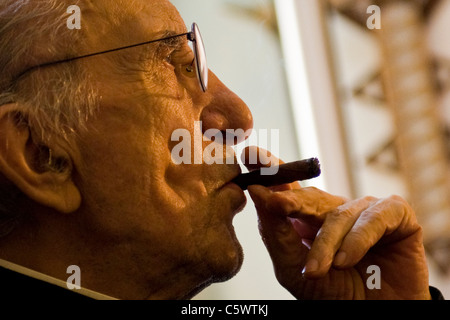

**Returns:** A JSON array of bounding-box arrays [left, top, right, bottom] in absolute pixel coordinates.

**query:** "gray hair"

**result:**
[[0, 0, 98, 237]]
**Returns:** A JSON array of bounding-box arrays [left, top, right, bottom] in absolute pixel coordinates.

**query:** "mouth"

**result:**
[[220, 164, 243, 190], [218, 164, 247, 213]]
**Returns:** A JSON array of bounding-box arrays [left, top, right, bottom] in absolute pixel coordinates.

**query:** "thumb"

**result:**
[[248, 185, 309, 274], [241, 146, 301, 191], [241, 146, 281, 171]]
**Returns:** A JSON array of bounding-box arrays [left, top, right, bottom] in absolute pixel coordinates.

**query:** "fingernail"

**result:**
[[302, 259, 318, 275], [257, 150, 269, 164], [334, 251, 347, 267], [301, 239, 313, 250]]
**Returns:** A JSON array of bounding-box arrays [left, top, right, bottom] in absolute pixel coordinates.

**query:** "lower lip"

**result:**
[[223, 182, 247, 213], [222, 182, 244, 192]]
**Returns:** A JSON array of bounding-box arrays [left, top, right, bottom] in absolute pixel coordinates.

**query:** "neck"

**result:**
[[0, 209, 211, 300]]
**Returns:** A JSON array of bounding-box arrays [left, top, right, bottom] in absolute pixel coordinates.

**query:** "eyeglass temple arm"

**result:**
[[14, 32, 195, 82]]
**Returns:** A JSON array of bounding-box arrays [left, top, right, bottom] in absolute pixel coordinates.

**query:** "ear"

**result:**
[[0, 104, 81, 213]]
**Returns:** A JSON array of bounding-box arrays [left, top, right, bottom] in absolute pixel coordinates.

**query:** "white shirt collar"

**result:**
[[0, 258, 117, 300]]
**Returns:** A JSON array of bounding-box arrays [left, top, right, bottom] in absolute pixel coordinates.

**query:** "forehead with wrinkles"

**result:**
[[0, 0, 186, 89], [80, 0, 186, 52]]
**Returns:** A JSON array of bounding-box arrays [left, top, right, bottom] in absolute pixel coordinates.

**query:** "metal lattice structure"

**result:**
[[327, 0, 450, 274]]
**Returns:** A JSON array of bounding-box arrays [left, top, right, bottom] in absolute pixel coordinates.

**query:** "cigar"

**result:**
[[232, 158, 321, 190]]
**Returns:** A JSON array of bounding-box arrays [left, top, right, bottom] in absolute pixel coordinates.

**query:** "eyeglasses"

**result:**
[[15, 22, 208, 92]]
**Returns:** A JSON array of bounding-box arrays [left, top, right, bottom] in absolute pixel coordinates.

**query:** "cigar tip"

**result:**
[[309, 157, 321, 177]]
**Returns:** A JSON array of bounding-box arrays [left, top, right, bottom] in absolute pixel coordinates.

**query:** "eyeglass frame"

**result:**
[[13, 22, 208, 92]]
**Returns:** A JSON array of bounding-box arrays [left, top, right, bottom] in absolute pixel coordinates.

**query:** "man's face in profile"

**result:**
[[35, 0, 253, 298]]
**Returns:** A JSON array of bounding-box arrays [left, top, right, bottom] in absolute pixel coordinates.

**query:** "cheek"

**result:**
[[74, 107, 204, 236], [73, 66, 216, 231], [75, 123, 243, 273]]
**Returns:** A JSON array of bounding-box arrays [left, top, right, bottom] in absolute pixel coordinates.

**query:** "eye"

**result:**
[[185, 59, 195, 73], [165, 52, 173, 64], [180, 59, 197, 78]]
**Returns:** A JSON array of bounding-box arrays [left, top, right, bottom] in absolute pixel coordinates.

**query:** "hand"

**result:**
[[243, 147, 431, 300]]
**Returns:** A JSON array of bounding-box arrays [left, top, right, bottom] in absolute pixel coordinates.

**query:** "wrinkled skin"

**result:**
[[244, 147, 431, 300], [0, 0, 431, 300]]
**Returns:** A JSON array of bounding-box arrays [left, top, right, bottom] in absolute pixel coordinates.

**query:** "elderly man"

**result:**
[[0, 0, 436, 300]]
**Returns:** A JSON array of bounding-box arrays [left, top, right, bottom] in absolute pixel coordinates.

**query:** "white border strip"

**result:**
[[274, 0, 354, 197]]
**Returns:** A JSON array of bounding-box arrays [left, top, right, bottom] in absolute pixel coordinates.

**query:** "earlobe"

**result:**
[[0, 105, 81, 214]]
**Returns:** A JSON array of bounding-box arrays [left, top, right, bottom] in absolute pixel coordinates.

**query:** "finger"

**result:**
[[247, 185, 347, 265], [248, 185, 309, 283], [334, 195, 420, 269], [259, 186, 347, 227], [241, 146, 301, 191], [248, 185, 349, 276], [301, 196, 378, 279]]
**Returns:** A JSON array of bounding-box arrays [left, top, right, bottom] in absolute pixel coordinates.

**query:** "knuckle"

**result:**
[[385, 194, 412, 213], [315, 225, 335, 241], [363, 195, 378, 203], [346, 228, 371, 246], [304, 186, 319, 193], [270, 193, 298, 214], [387, 194, 407, 206], [313, 228, 339, 254], [335, 207, 354, 219]]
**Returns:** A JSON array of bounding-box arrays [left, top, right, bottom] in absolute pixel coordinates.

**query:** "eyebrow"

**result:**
[[156, 30, 188, 51]]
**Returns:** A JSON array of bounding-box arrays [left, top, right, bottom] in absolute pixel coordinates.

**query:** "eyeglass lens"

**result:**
[[191, 23, 208, 92]]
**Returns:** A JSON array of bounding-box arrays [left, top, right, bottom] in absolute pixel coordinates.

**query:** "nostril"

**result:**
[[202, 128, 223, 141], [200, 108, 229, 141], [200, 108, 229, 134], [201, 109, 253, 145], [202, 128, 251, 147], [225, 127, 253, 145]]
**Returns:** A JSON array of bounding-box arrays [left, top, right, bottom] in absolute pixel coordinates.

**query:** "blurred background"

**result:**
[[171, 0, 450, 299]]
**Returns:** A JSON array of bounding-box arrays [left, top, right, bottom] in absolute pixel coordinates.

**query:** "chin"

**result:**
[[208, 227, 245, 284], [189, 194, 247, 291], [217, 244, 244, 283], [183, 234, 244, 299]]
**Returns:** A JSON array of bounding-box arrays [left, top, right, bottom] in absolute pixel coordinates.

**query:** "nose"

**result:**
[[200, 71, 253, 145]]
